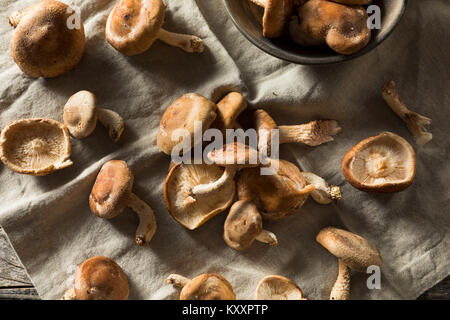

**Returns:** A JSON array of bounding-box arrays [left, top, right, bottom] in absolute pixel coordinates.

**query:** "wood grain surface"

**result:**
[[0, 227, 448, 300]]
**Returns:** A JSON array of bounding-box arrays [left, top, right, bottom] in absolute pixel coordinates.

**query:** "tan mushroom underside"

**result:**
[[255, 275, 304, 300], [180, 274, 236, 300]]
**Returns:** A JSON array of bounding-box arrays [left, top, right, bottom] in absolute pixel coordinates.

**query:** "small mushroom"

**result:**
[[223, 200, 278, 251], [106, 0, 204, 55], [166, 273, 236, 300], [301, 172, 342, 204], [89, 160, 157, 246], [238, 159, 315, 220], [254, 109, 341, 156], [382, 80, 432, 146], [0, 118, 72, 175], [248, 0, 294, 38], [164, 163, 235, 230], [211, 92, 248, 133], [255, 275, 306, 300], [331, 0, 371, 4], [63, 90, 125, 142], [342, 132, 416, 193], [62, 256, 129, 300], [316, 227, 382, 300], [289, 0, 371, 55], [157, 93, 217, 155], [191, 142, 260, 196], [9, 0, 86, 78]]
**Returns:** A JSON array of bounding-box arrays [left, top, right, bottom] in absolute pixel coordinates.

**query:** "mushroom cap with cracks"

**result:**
[[73, 256, 129, 300], [105, 0, 165, 55], [237, 159, 315, 220], [167, 273, 236, 300], [291, 0, 371, 55], [255, 275, 305, 300], [163, 163, 235, 230], [157, 93, 217, 155], [0, 118, 72, 175], [10, 0, 86, 78], [342, 132, 416, 193], [223, 200, 278, 251]]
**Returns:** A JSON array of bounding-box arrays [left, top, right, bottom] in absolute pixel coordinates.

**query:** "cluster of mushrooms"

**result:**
[[2, 0, 435, 301], [249, 0, 373, 55]]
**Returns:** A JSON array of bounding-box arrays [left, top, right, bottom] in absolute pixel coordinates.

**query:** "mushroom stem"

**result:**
[[255, 230, 278, 246], [295, 184, 316, 196], [302, 172, 342, 204], [249, 0, 267, 7], [166, 274, 191, 288], [191, 167, 237, 196], [381, 80, 432, 146], [330, 259, 351, 300], [157, 28, 204, 53], [278, 120, 341, 146], [128, 193, 157, 246], [97, 108, 125, 142]]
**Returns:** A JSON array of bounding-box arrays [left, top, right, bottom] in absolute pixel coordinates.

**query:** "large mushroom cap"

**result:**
[[10, 0, 86, 78], [180, 273, 236, 300], [263, 0, 294, 38], [342, 132, 416, 193], [223, 200, 263, 251], [89, 160, 134, 219], [105, 0, 166, 56], [255, 275, 304, 300], [237, 159, 314, 220], [74, 256, 129, 300], [157, 93, 217, 155], [163, 163, 235, 229], [0, 118, 72, 175], [316, 227, 382, 272], [63, 90, 98, 139]]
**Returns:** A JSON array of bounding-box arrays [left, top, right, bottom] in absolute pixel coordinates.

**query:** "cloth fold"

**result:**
[[0, 0, 448, 300]]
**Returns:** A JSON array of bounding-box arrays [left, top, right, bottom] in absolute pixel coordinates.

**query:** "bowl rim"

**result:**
[[223, 0, 408, 65]]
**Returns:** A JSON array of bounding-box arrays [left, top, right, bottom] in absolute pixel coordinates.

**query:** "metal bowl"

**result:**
[[223, 0, 408, 65]]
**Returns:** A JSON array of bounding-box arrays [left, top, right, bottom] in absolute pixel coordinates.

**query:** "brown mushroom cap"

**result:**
[[10, 0, 86, 78], [294, 0, 371, 55], [316, 227, 382, 272], [63, 90, 98, 139], [105, 0, 166, 56], [163, 163, 235, 230], [157, 93, 217, 155], [89, 160, 134, 219], [342, 132, 416, 193], [223, 200, 263, 251], [180, 274, 236, 300], [237, 159, 314, 220], [74, 256, 129, 300], [255, 275, 304, 300], [0, 118, 72, 175]]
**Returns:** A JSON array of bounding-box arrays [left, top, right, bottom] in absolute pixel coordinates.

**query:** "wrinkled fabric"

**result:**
[[0, 0, 448, 300]]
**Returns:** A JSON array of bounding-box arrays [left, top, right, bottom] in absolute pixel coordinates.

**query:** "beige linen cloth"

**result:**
[[0, 0, 449, 300]]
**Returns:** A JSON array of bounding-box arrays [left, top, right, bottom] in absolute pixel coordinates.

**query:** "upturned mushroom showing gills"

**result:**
[[247, 0, 294, 38], [316, 227, 382, 300], [301, 172, 342, 204], [106, 0, 204, 55], [9, 0, 86, 78], [342, 132, 416, 193], [254, 109, 341, 156], [63, 91, 125, 142], [157, 93, 217, 155], [62, 256, 129, 300], [163, 163, 235, 230], [238, 159, 315, 220], [89, 160, 157, 246], [0, 118, 72, 175], [255, 275, 306, 300], [289, 0, 371, 55], [166, 273, 236, 300], [223, 200, 278, 251]]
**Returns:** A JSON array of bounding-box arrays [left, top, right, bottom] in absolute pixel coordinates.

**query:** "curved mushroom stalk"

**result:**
[[191, 166, 237, 196], [279, 120, 342, 146], [96, 108, 125, 142], [157, 29, 204, 53], [330, 259, 351, 300], [128, 193, 157, 246], [255, 230, 278, 246], [382, 80, 432, 146], [212, 92, 247, 133], [302, 172, 342, 204], [166, 274, 191, 287], [247, 0, 293, 38]]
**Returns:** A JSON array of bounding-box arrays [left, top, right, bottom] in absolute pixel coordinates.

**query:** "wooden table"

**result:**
[[0, 227, 448, 300]]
